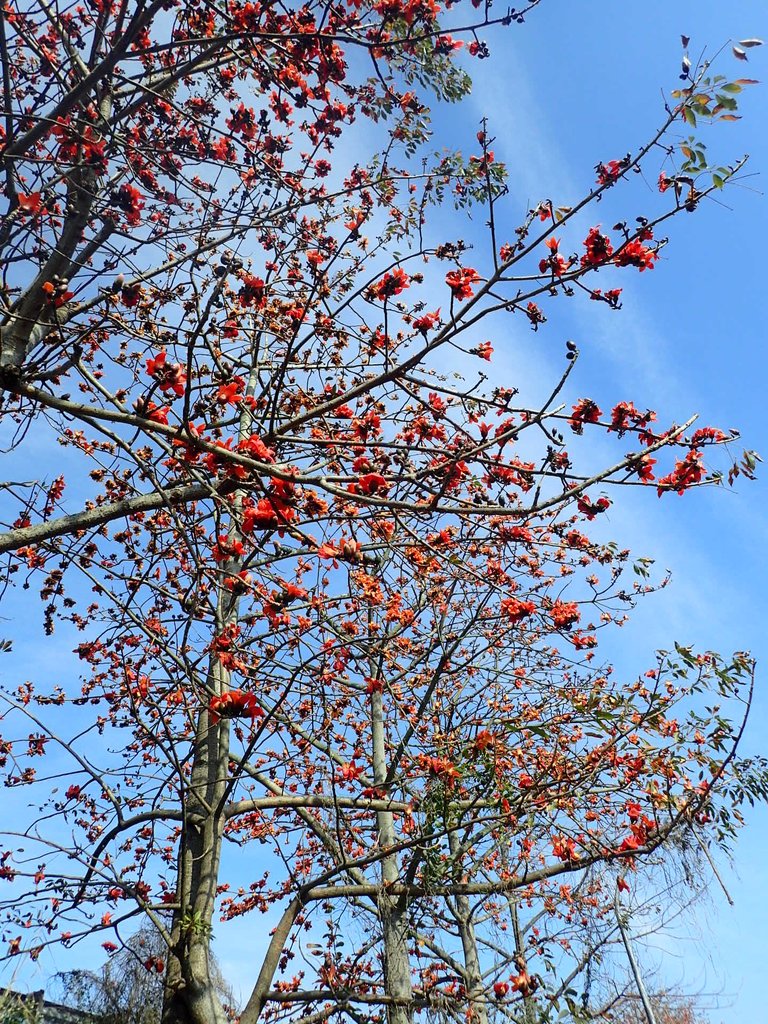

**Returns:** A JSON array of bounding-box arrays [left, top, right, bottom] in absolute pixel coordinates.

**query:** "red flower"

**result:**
[[493, 981, 509, 998], [399, 91, 420, 112], [223, 571, 252, 593], [590, 287, 623, 307], [577, 494, 610, 519], [525, 301, 546, 329], [145, 351, 167, 377], [133, 399, 169, 424], [614, 239, 658, 271], [552, 835, 580, 862], [473, 341, 493, 361], [500, 597, 536, 624], [238, 274, 266, 307], [344, 207, 366, 232], [18, 192, 43, 215], [146, 350, 187, 396], [412, 309, 441, 334], [353, 472, 389, 495], [211, 534, 245, 563], [596, 158, 627, 185], [41, 280, 74, 308], [538, 252, 570, 276], [474, 730, 495, 752], [241, 495, 296, 534], [369, 267, 410, 300], [418, 754, 461, 788], [618, 834, 642, 852], [581, 226, 614, 267], [550, 600, 580, 630], [112, 184, 145, 226], [237, 433, 274, 462], [121, 283, 142, 307], [656, 449, 704, 496], [569, 398, 602, 434], [445, 267, 481, 300], [690, 426, 728, 445], [636, 455, 656, 481], [208, 690, 262, 724], [434, 34, 463, 54], [511, 972, 535, 995], [216, 378, 245, 405], [626, 801, 642, 822]]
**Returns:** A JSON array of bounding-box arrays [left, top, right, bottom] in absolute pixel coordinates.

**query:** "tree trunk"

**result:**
[[371, 686, 413, 1024], [448, 832, 488, 1024], [162, 658, 231, 1024]]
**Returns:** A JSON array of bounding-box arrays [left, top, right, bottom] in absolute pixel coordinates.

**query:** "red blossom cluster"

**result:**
[[500, 597, 536, 623], [589, 287, 623, 307], [581, 226, 614, 267], [445, 267, 481, 300], [146, 351, 187, 397], [538, 236, 571, 276], [549, 600, 581, 630], [595, 156, 630, 184], [208, 690, 262, 724], [412, 309, 441, 334], [569, 398, 602, 434], [576, 495, 611, 519], [111, 184, 145, 226], [369, 268, 410, 300], [614, 237, 659, 271], [238, 274, 266, 307], [657, 449, 705, 496], [552, 835, 581, 862]]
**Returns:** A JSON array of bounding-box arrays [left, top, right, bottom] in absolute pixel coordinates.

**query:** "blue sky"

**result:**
[[1, 2, 766, 1019]]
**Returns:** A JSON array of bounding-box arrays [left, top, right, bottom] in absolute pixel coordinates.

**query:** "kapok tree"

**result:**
[[0, 3, 764, 1023]]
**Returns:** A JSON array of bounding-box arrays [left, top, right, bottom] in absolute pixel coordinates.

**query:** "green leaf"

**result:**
[[683, 106, 697, 126], [712, 174, 725, 189]]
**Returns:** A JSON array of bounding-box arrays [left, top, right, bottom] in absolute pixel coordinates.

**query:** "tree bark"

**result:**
[[371, 686, 414, 1024], [161, 652, 232, 1024], [448, 832, 489, 1024]]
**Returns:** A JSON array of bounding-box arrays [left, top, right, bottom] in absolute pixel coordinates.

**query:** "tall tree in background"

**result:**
[[0, 2, 764, 1023], [609, 991, 715, 1024], [52, 925, 236, 1023]]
